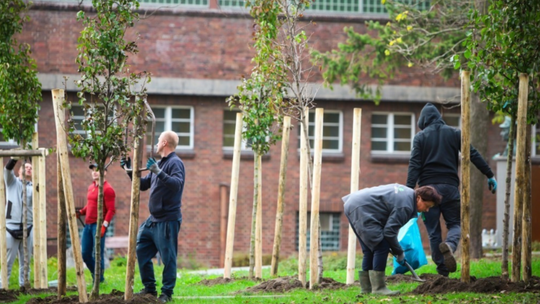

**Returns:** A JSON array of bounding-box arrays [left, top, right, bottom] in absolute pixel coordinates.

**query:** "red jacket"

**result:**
[[80, 180, 116, 224]]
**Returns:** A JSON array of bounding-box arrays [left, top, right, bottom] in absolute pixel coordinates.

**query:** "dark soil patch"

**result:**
[[0, 290, 18, 303], [387, 273, 443, 283], [237, 276, 352, 294], [411, 276, 540, 294], [24, 289, 161, 304], [198, 276, 261, 286]]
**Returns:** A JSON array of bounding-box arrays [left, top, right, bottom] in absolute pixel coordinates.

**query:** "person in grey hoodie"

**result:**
[[343, 184, 441, 295], [406, 103, 497, 276], [0, 158, 33, 288]]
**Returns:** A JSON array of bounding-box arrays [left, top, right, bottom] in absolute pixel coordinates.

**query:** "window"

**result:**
[[146, 106, 194, 150], [444, 114, 461, 129], [69, 104, 115, 139], [223, 110, 251, 150], [306, 0, 430, 14], [139, 0, 208, 5], [371, 112, 415, 153], [296, 212, 341, 251], [218, 0, 245, 8], [298, 111, 343, 154], [0, 125, 17, 147]]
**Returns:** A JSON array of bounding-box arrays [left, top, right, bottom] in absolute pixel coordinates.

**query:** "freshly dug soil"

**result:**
[[237, 276, 352, 294], [411, 275, 540, 294], [198, 276, 261, 286], [387, 273, 443, 283]]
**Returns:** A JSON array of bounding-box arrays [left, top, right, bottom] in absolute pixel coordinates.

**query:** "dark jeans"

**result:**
[[81, 223, 106, 282], [359, 238, 390, 272], [423, 184, 460, 276], [137, 218, 181, 297]]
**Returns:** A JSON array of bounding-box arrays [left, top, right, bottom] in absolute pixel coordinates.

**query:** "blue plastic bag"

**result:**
[[392, 215, 427, 275]]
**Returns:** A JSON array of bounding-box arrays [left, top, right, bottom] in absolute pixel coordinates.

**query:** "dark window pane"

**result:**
[[323, 140, 339, 150], [394, 127, 411, 139], [324, 113, 340, 123], [394, 141, 411, 151], [178, 136, 190, 146], [371, 127, 386, 138], [323, 126, 339, 137], [394, 115, 411, 125], [172, 108, 191, 119], [172, 122, 190, 133], [372, 114, 387, 124], [371, 141, 386, 151]]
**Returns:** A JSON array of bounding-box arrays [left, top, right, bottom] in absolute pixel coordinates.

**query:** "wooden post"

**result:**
[[32, 134, 41, 289], [298, 107, 309, 286], [38, 148, 48, 288], [309, 108, 324, 289], [57, 142, 67, 295], [270, 116, 291, 276], [223, 113, 243, 279], [124, 131, 143, 301], [254, 154, 263, 278], [512, 73, 529, 282], [0, 157, 7, 289], [460, 71, 471, 283], [219, 183, 229, 268], [521, 119, 532, 282], [346, 108, 362, 284], [52, 89, 88, 303]]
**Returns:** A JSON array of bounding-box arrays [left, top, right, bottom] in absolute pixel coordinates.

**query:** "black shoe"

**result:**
[[136, 288, 157, 297], [158, 294, 172, 303], [439, 242, 457, 272]]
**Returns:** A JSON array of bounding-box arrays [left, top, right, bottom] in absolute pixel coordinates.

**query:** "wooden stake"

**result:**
[[521, 119, 532, 282], [298, 107, 309, 287], [309, 108, 324, 289], [57, 137, 67, 296], [38, 148, 48, 288], [219, 184, 229, 268], [223, 113, 243, 279], [460, 71, 471, 283], [124, 131, 143, 301], [512, 73, 529, 282], [32, 133, 41, 289], [346, 109, 362, 284], [254, 154, 263, 279], [52, 89, 88, 302], [270, 116, 291, 276], [0, 157, 7, 289]]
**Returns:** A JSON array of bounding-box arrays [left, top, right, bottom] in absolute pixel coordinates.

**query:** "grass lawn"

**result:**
[[5, 254, 540, 303]]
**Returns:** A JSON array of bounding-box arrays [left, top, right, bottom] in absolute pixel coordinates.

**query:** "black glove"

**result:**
[[120, 157, 132, 172], [5, 158, 17, 171], [396, 252, 407, 266]]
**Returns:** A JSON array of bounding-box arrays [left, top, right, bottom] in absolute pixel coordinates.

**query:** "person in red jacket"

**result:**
[[77, 163, 116, 283]]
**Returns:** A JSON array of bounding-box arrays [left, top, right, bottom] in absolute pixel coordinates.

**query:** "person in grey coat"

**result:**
[[343, 184, 441, 295]]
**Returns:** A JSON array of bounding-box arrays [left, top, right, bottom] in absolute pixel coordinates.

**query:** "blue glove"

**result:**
[[396, 252, 406, 266], [488, 177, 497, 194], [147, 157, 162, 176], [120, 157, 132, 172]]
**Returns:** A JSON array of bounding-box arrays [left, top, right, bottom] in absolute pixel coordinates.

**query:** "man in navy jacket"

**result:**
[[406, 103, 497, 276]]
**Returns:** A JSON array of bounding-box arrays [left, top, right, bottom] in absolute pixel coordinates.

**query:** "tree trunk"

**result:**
[[501, 112, 516, 279], [270, 116, 291, 276], [470, 93, 489, 259], [255, 154, 263, 279], [90, 169, 105, 300], [460, 71, 471, 283]]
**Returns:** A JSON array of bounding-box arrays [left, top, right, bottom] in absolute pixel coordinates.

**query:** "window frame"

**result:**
[[146, 105, 195, 150], [298, 110, 343, 154], [222, 109, 251, 151], [296, 212, 341, 251], [371, 112, 416, 155]]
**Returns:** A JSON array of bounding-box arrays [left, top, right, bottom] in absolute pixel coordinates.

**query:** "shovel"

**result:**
[[404, 261, 425, 282]]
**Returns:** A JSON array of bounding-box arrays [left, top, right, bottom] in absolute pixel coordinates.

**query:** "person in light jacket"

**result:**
[[343, 184, 441, 295]]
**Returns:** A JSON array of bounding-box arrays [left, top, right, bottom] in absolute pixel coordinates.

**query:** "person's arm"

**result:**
[[4, 159, 18, 187], [383, 207, 412, 255], [155, 160, 184, 190], [406, 135, 422, 189], [103, 186, 116, 224], [457, 129, 494, 178]]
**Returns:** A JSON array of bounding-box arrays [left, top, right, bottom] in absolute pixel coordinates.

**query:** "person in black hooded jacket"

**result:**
[[406, 103, 497, 276]]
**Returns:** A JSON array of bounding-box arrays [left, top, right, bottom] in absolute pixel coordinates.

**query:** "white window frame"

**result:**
[[147, 106, 194, 150], [299, 110, 343, 154], [371, 112, 415, 154], [296, 212, 341, 251], [222, 109, 251, 151]]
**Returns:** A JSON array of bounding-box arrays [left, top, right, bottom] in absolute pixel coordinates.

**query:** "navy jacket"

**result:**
[[141, 152, 185, 222], [406, 103, 494, 188], [343, 184, 417, 255]]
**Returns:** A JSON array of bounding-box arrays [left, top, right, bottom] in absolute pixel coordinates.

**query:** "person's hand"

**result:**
[[397, 252, 406, 266], [120, 157, 132, 172], [147, 157, 162, 176], [101, 225, 107, 238], [76, 210, 81, 219], [488, 177, 497, 194]]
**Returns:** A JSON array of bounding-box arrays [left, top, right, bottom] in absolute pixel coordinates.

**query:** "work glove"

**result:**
[[487, 177, 497, 194], [147, 157, 162, 176], [396, 252, 407, 266], [100, 225, 107, 238], [76, 210, 81, 219], [120, 157, 132, 172]]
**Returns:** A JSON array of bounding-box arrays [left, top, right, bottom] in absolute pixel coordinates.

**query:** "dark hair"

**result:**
[[415, 186, 442, 206]]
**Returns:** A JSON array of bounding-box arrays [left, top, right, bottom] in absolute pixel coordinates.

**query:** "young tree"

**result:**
[[0, 0, 42, 289], [312, 0, 491, 259], [464, 0, 540, 281], [71, 0, 149, 299], [227, 0, 287, 280]]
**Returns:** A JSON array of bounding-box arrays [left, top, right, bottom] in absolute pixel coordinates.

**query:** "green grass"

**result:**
[[4, 254, 540, 303]]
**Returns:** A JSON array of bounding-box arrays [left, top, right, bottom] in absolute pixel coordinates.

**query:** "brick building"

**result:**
[[10, 0, 534, 268]]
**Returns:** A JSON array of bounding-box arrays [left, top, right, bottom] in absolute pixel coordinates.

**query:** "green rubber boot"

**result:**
[[369, 270, 400, 295], [359, 270, 371, 294]]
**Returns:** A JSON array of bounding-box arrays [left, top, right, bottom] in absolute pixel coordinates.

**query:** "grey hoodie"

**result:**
[[4, 167, 33, 229]]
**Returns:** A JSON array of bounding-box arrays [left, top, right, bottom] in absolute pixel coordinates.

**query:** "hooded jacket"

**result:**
[[406, 103, 494, 188], [343, 184, 417, 255]]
